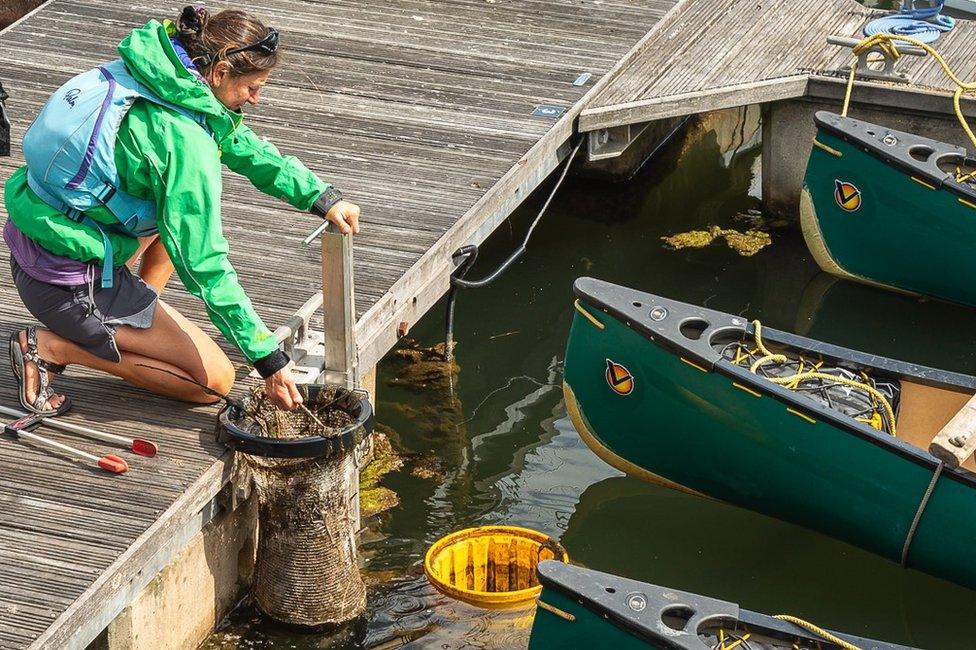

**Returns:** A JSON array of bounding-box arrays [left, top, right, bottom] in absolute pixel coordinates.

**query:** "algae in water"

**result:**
[[359, 426, 404, 519], [662, 225, 772, 257], [386, 339, 459, 393]]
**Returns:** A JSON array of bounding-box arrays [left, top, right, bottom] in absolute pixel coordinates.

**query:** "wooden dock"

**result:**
[[0, 0, 678, 647], [580, 0, 976, 135]]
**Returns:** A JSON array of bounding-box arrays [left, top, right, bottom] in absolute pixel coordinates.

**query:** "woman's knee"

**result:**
[[197, 351, 235, 398]]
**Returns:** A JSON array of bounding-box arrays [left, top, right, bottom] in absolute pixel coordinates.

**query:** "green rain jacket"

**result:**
[[4, 20, 332, 373]]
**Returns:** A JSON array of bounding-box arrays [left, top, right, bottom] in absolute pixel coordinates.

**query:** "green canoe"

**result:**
[[529, 561, 914, 649], [801, 111, 976, 307], [565, 277, 976, 589]]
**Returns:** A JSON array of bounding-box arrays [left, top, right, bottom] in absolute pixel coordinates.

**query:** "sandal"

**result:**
[[8, 326, 71, 416]]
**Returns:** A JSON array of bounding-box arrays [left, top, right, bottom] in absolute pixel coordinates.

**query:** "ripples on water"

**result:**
[[207, 101, 976, 648]]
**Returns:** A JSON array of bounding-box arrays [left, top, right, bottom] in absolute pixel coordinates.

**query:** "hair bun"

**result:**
[[178, 5, 209, 35]]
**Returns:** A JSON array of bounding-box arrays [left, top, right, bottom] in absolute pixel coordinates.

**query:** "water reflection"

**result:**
[[798, 274, 976, 374], [563, 476, 976, 650]]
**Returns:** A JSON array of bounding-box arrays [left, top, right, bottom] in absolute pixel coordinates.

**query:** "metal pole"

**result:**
[[321, 230, 357, 389]]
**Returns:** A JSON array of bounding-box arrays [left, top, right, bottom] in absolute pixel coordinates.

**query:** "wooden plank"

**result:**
[[579, 77, 809, 132], [322, 231, 357, 387], [930, 394, 976, 469], [807, 74, 976, 121], [25, 457, 232, 649], [578, 0, 871, 128]]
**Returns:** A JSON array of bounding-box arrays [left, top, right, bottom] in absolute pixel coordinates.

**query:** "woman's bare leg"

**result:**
[[127, 235, 175, 295], [27, 299, 235, 405], [126, 236, 155, 269]]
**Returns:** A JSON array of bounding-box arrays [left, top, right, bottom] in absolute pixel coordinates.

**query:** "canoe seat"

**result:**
[[896, 381, 976, 471]]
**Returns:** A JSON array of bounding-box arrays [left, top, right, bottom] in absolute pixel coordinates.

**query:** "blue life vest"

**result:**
[[22, 59, 209, 287]]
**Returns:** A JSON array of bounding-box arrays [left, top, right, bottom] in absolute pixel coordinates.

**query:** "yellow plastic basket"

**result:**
[[424, 526, 569, 609]]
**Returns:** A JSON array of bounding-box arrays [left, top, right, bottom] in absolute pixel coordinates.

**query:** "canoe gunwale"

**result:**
[[755, 325, 976, 392], [537, 560, 738, 649], [572, 277, 976, 489], [535, 561, 914, 650], [813, 110, 976, 204]]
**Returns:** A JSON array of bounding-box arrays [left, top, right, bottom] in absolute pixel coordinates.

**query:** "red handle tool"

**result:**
[[0, 405, 157, 457], [3, 414, 128, 474]]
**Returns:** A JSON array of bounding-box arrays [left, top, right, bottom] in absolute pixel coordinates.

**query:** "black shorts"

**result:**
[[10, 257, 157, 363]]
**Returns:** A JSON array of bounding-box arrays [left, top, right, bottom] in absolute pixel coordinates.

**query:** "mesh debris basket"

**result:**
[[218, 384, 374, 626]]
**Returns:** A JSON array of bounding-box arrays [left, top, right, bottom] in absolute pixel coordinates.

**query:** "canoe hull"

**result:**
[[565, 277, 976, 590], [801, 112, 976, 306], [529, 561, 914, 650]]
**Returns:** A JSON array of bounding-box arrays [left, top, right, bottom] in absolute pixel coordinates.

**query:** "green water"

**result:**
[[205, 108, 976, 649]]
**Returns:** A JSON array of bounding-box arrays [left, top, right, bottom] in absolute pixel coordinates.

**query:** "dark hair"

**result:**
[[175, 6, 279, 76]]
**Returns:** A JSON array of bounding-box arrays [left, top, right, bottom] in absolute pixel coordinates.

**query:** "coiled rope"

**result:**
[[750, 321, 898, 436], [863, 1, 954, 44]]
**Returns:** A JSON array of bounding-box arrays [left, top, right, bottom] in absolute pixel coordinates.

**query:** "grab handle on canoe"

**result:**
[[929, 393, 976, 469]]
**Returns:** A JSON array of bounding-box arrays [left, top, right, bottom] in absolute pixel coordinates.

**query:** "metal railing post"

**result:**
[[321, 229, 357, 389], [320, 227, 365, 534]]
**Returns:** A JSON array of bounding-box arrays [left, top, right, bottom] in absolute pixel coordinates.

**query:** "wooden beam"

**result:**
[[807, 75, 976, 120], [579, 77, 810, 132], [322, 230, 357, 389], [929, 394, 976, 470]]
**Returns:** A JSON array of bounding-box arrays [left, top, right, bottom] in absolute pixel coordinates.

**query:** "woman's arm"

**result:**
[[219, 122, 360, 233], [141, 114, 296, 398], [220, 122, 334, 208]]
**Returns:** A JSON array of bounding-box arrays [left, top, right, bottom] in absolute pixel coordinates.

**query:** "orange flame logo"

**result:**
[[605, 359, 634, 396]]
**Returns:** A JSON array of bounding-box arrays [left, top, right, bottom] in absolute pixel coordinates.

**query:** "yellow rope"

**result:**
[[750, 321, 897, 436], [749, 320, 787, 372], [774, 615, 864, 650], [955, 165, 976, 184], [845, 33, 976, 152], [715, 631, 753, 650], [841, 59, 858, 118]]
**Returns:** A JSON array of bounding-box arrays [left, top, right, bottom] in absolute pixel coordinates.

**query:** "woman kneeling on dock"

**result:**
[[3, 6, 359, 414]]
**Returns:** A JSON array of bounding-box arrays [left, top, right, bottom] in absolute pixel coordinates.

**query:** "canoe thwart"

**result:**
[[928, 393, 976, 469]]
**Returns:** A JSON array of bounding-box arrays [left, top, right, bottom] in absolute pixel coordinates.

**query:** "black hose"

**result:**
[[444, 244, 479, 359], [444, 138, 584, 360]]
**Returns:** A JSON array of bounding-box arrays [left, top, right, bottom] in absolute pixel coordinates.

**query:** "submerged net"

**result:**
[[231, 386, 367, 626], [718, 338, 900, 435]]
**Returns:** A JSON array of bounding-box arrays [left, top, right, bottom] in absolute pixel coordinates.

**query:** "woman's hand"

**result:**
[[325, 200, 361, 235], [264, 366, 303, 410]]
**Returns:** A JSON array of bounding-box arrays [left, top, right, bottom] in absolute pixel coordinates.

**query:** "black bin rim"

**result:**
[[217, 384, 374, 459]]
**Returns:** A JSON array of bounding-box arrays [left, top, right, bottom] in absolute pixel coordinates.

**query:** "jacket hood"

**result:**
[[118, 20, 239, 138]]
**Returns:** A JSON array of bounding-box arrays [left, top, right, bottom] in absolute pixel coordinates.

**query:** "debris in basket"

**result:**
[[242, 384, 355, 439]]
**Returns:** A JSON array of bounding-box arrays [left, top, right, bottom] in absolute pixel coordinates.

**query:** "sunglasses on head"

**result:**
[[226, 27, 279, 56]]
